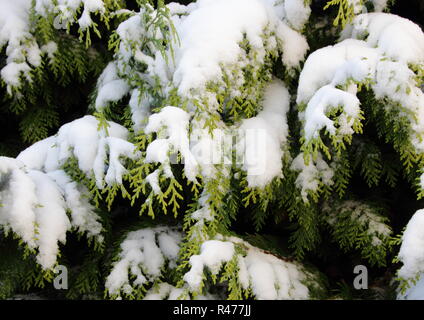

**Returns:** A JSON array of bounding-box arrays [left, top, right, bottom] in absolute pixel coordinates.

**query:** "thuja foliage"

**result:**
[[0, 0, 424, 300]]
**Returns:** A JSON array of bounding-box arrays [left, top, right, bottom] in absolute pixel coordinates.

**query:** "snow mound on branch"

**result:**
[[0, 157, 38, 248], [34, 0, 105, 29], [0, 157, 72, 269], [142, 80, 291, 188], [341, 13, 424, 65], [0, 0, 106, 91], [95, 62, 130, 111], [172, 0, 309, 97], [184, 235, 315, 299], [0, 116, 141, 269], [105, 226, 182, 298], [398, 210, 424, 281], [238, 79, 290, 188], [291, 152, 334, 201], [297, 14, 424, 155], [145, 106, 198, 181], [0, 0, 42, 92], [17, 115, 140, 188]]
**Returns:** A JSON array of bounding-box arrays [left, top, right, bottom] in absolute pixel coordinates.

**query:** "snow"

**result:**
[[184, 240, 235, 291], [95, 80, 130, 111], [35, 0, 105, 29], [0, 0, 40, 91], [302, 85, 361, 140], [145, 170, 161, 195], [0, 157, 38, 249], [0, 0, 109, 90], [297, 40, 379, 105], [27, 170, 71, 269], [291, 153, 334, 201], [185, 235, 313, 299], [105, 226, 182, 297], [0, 156, 74, 269], [143, 283, 186, 300], [172, 0, 308, 98], [398, 210, 424, 281], [1, 62, 32, 91], [297, 14, 424, 156], [95, 62, 130, 111], [341, 13, 424, 65], [145, 106, 198, 181], [282, 0, 312, 31], [47, 170, 103, 241], [398, 276, 424, 300], [17, 115, 139, 188], [129, 89, 151, 132], [0, 115, 144, 270], [238, 79, 290, 188], [143, 80, 290, 189], [371, 0, 389, 12], [41, 41, 58, 60]]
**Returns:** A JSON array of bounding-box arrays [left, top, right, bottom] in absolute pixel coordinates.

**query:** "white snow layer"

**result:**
[[34, 0, 105, 29], [142, 79, 290, 189], [291, 152, 334, 201], [105, 226, 182, 297], [0, 115, 140, 269], [17, 115, 140, 188], [0, 0, 106, 90], [111, 0, 309, 126], [398, 210, 424, 281], [238, 79, 290, 188], [0, 157, 72, 269], [184, 235, 313, 299], [172, 0, 309, 97], [341, 13, 424, 65], [0, 0, 41, 92], [297, 13, 424, 155]]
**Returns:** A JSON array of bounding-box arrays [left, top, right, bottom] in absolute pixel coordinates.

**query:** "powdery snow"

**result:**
[[27, 170, 71, 269], [17, 115, 140, 188], [105, 226, 182, 297], [172, 0, 308, 97], [398, 210, 424, 281], [297, 14, 424, 158], [184, 234, 314, 299], [0, 157, 73, 269], [291, 153, 334, 201], [238, 79, 290, 188], [145, 106, 198, 181]]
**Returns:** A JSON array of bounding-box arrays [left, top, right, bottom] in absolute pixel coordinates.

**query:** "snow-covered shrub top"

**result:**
[[17, 116, 140, 188], [0, 116, 141, 269], [1, 0, 424, 301], [296, 13, 424, 198], [398, 210, 424, 283], [184, 234, 316, 300], [104, 225, 320, 300], [105, 226, 182, 298], [0, 0, 110, 92], [0, 0, 44, 92]]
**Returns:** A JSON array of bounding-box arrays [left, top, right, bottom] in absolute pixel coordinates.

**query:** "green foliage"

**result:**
[[2, 0, 423, 301], [324, 0, 359, 27], [322, 199, 392, 267]]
